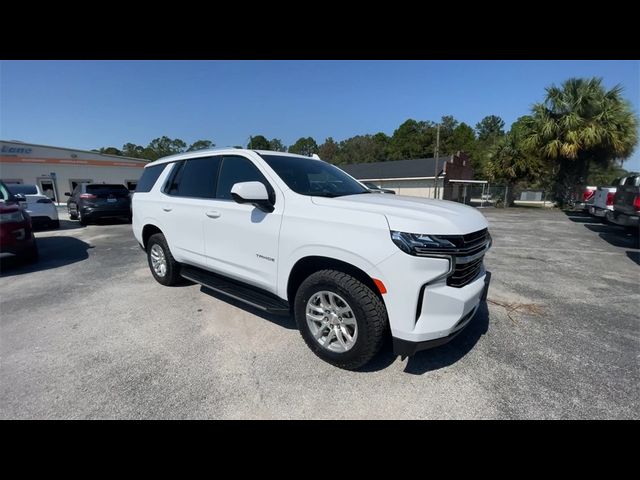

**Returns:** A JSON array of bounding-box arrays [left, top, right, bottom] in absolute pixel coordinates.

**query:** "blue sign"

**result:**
[[1, 145, 33, 155]]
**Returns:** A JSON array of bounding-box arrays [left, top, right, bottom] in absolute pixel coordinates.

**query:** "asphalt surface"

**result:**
[[1, 207, 638, 419]]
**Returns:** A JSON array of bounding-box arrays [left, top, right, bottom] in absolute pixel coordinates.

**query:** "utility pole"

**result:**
[[433, 124, 440, 199]]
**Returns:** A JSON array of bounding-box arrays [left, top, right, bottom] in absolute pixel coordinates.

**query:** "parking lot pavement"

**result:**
[[1, 208, 638, 419]]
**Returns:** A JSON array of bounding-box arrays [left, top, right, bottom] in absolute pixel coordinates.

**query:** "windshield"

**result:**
[[259, 154, 369, 197], [7, 184, 38, 195]]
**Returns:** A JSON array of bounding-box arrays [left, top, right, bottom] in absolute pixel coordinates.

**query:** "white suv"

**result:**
[[133, 149, 491, 369]]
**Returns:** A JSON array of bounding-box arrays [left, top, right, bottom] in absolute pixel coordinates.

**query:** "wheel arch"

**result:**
[[286, 255, 386, 306], [141, 223, 163, 249]]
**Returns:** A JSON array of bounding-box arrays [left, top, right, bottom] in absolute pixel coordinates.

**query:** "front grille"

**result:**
[[446, 228, 489, 288], [412, 228, 490, 288], [447, 256, 484, 288]]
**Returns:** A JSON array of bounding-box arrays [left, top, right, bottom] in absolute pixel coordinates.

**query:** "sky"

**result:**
[[1, 60, 639, 170]]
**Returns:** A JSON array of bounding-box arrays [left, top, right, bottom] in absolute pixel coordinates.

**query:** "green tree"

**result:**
[[587, 164, 632, 186], [448, 123, 476, 153], [486, 128, 545, 206], [334, 135, 388, 165], [388, 119, 435, 160], [524, 77, 638, 204], [145, 136, 187, 160], [248, 135, 270, 150], [188, 140, 215, 151], [122, 143, 145, 158], [268, 138, 287, 152], [288, 137, 319, 156], [476, 115, 505, 142], [318, 137, 340, 163], [438, 115, 459, 153], [98, 147, 123, 156]]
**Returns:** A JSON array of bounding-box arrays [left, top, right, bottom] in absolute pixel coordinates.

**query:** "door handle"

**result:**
[[205, 211, 221, 218], [162, 207, 172, 212]]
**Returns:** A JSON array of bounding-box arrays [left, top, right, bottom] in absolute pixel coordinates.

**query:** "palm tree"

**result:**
[[524, 77, 638, 204], [486, 130, 544, 206]]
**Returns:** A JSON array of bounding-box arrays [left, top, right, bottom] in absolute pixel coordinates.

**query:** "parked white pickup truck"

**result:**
[[589, 186, 617, 220], [132, 149, 491, 369]]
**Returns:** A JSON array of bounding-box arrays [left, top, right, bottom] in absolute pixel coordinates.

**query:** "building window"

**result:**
[[69, 179, 93, 191], [125, 180, 138, 191]]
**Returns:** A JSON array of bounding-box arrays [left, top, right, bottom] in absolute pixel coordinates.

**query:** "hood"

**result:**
[[311, 193, 488, 234]]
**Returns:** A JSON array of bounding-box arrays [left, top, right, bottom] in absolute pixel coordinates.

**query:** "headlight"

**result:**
[[390, 230, 456, 255], [0, 210, 24, 223]]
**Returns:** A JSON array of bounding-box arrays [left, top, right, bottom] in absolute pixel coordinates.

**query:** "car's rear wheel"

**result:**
[[78, 210, 87, 226], [146, 233, 181, 286], [23, 244, 39, 264], [69, 205, 78, 220], [294, 269, 388, 370]]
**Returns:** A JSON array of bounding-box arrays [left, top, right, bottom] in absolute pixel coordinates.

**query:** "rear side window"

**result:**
[[216, 156, 273, 201], [136, 164, 166, 193], [165, 157, 221, 198], [624, 175, 640, 187]]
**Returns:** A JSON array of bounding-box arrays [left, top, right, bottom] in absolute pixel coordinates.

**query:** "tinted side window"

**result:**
[[136, 164, 166, 193], [216, 156, 273, 201], [166, 157, 221, 198]]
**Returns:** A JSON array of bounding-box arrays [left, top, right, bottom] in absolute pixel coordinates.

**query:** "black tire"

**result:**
[[294, 269, 388, 370], [78, 210, 88, 226], [23, 243, 39, 264], [146, 233, 181, 286], [69, 207, 78, 220]]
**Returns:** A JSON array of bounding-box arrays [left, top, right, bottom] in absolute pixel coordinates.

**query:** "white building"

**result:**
[[0, 140, 147, 204]]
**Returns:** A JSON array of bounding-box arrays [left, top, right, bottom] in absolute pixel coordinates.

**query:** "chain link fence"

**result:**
[[441, 183, 553, 208]]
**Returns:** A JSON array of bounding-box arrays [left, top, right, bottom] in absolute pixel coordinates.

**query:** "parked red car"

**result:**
[[0, 181, 38, 263]]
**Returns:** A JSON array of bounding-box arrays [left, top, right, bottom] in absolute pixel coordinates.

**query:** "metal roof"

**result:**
[[0, 139, 147, 163], [340, 156, 450, 180]]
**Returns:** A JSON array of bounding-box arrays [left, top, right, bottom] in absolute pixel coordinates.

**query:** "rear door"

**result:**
[[159, 156, 222, 267]]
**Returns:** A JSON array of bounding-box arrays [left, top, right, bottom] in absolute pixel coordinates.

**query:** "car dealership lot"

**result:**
[[1, 208, 638, 419]]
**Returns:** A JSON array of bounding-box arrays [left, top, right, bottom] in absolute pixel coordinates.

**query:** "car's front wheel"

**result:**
[[146, 233, 181, 286], [294, 269, 388, 370]]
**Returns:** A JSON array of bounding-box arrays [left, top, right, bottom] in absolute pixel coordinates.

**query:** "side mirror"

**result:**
[[230, 181, 273, 213], [64, 192, 71, 197], [14, 193, 26, 202]]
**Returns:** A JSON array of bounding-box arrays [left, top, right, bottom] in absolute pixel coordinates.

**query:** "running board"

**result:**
[[180, 266, 290, 315]]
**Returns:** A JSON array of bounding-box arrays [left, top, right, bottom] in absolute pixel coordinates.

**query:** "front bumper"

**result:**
[[375, 249, 489, 351], [391, 271, 490, 356]]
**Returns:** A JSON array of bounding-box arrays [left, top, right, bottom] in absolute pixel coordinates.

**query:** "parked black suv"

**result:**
[[65, 183, 132, 225]]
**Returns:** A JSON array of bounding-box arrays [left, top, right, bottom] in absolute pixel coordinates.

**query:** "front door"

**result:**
[[203, 155, 282, 294]]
